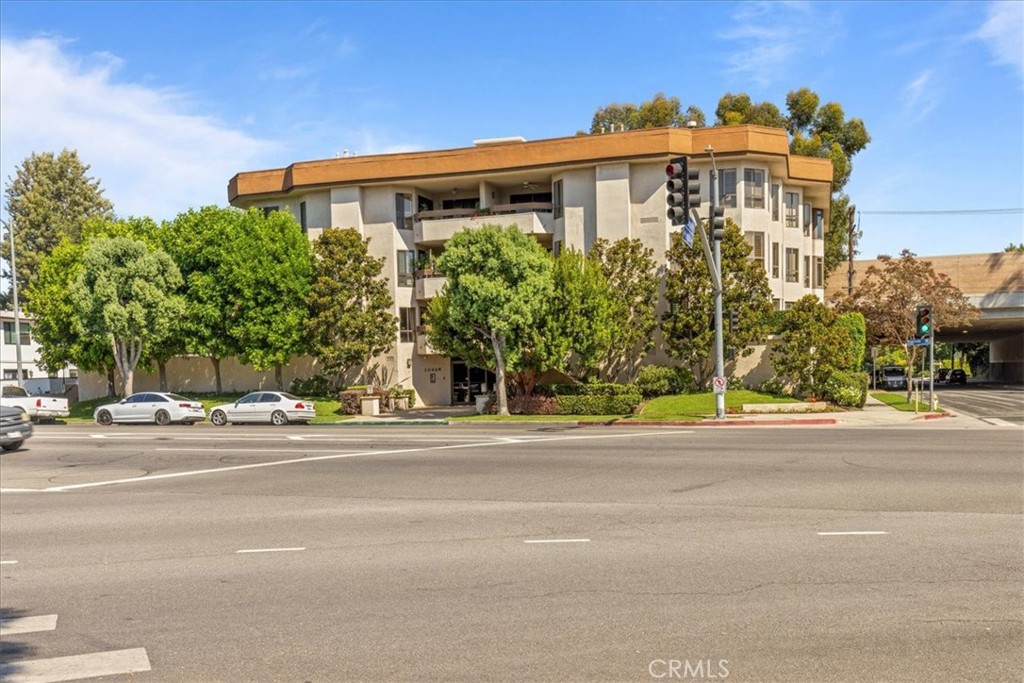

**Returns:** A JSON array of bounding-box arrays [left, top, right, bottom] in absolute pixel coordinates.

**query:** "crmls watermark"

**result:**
[[648, 659, 730, 679]]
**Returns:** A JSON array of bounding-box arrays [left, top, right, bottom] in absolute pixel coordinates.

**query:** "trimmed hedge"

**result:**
[[824, 370, 869, 408], [549, 382, 638, 397], [634, 365, 696, 398], [555, 390, 642, 415]]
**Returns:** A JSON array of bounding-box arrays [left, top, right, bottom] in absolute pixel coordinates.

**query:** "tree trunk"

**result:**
[[158, 361, 168, 392], [275, 365, 283, 391], [491, 330, 509, 416], [211, 356, 223, 394], [106, 366, 116, 397]]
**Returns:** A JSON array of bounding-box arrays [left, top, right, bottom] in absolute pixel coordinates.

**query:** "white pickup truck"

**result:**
[[1, 384, 70, 421]]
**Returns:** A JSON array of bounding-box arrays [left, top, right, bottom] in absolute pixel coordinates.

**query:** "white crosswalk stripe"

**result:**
[[0, 614, 57, 636]]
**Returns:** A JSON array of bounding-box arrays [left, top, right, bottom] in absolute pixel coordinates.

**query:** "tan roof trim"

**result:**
[[228, 125, 832, 202]]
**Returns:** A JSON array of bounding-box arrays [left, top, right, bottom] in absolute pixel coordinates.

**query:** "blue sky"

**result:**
[[1, 0, 1021, 260]]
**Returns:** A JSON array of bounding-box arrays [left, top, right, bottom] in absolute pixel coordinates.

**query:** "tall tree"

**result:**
[[425, 225, 553, 415], [588, 93, 706, 134], [833, 250, 979, 396], [160, 206, 246, 394], [228, 209, 313, 390], [661, 220, 773, 387], [2, 149, 114, 302], [305, 228, 397, 387], [589, 238, 660, 382], [509, 247, 613, 397], [69, 236, 185, 396], [771, 295, 852, 398]]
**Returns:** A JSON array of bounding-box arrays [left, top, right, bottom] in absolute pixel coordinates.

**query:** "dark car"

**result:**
[[936, 368, 950, 383], [948, 369, 968, 385], [1, 405, 33, 451]]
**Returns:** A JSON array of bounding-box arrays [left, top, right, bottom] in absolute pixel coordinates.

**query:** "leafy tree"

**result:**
[[835, 311, 867, 372], [771, 295, 851, 398], [661, 220, 773, 387], [833, 249, 979, 397], [305, 228, 397, 387], [715, 92, 787, 128], [228, 209, 313, 390], [69, 236, 185, 396], [589, 237, 659, 382], [160, 206, 246, 394], [2, 149, 114, 302], [509, 247, 613, 397], [587, 93, 706, 134], [426, 225, 553, 415], [1004, 242, 1024, 253]]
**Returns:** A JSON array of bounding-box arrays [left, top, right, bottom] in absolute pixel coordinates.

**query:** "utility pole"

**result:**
[[3, 219, 25, 387], [846, 204, 856, 296]]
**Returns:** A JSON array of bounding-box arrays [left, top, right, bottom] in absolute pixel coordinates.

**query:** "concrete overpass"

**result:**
[[828, 252, 1024, 383]]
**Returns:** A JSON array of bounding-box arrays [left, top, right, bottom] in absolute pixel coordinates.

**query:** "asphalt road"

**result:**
[[1, 423, 1022, 683], [930, 383, 1024, 426]]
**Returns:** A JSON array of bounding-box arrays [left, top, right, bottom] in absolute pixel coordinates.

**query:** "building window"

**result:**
[[719, 169, 737, 207], [813, 208, 825, 239], [743, 169, 765, 209], [553, 180, 564, 219], [299, 201, 307, 235], [802, 203, 812, 236], [804, 255, 811, 287], [745, 231, 765, 271], [2, 322, 30, 345], [785, 192, 799, 228], [399, 308, 415, 343], [771, 184, 780, 221], [772, 298, 782, 311], [397, 250, 415, 287], [2, 369, 29, 380], [262, 205, 279, 218], [771, 242, 780, 279], [814, 257, 824, 288], [396, 193, 413, 231], [785, 248, 799, 283]]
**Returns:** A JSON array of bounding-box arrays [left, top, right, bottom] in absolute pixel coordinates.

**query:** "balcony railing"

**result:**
[[415, 273, 446, 300], [413, 203, 554, 245]]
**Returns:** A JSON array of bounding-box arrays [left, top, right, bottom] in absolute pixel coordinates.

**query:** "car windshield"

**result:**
[[882, 368, 903, 376], [167, 394, 192, 402]]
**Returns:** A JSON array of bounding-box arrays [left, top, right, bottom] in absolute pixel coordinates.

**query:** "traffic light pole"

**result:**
[[709, 151, 725, 420], [929, 326, 935, 410]]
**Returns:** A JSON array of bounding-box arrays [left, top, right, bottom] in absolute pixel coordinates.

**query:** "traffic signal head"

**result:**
[[711, 205, 725, 240], [666, 157, 700, 226], [915, 305, 932, 335], [728, 310, 739, 334]]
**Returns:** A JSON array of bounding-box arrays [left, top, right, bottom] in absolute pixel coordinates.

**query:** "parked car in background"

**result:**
[[94, 392, 206, 426], [1, 384, 70, 422], [1, 405, 33, 451], [936, 368, 950, 383], [209, 392, 315, 426], [948, 369, 968, 385], [876, 366, 908, 390]]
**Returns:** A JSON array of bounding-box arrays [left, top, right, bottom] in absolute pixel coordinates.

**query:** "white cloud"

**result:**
[[0, 37, 280, 221], [974, 0, 1024, 83], [902, 69, 941, 122]]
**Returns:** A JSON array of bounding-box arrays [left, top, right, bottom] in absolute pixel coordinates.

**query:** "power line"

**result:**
[[859, 208, 1023, 216]]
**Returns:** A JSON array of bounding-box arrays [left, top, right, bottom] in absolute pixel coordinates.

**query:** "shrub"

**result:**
[[509, 395, 559, 415], [755, 378, 789, 397], [549, 382, 637, 397], [338, 390, 365, 415], [290, 374, 336, 397], [634, 365, 695, 397], [555, 390, 642, 415], [823, 370, 869, 408]]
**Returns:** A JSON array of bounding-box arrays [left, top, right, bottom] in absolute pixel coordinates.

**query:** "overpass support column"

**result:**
[[990, 333, 1024, 384]]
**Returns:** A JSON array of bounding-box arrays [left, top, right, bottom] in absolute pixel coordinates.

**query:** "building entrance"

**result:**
[[451, 360, 495, 404]]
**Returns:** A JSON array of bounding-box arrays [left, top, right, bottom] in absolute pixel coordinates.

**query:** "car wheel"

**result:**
[[2, 441, 23, 452], [271, 410, 288, 426], [96, 410, 113, 426], [155, 410, 171, 426], [210, 410, 228, 426]]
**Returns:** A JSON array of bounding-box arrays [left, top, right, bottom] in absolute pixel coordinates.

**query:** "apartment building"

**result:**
[[1, 310, 77, 394], [229, 125, 833, 406]]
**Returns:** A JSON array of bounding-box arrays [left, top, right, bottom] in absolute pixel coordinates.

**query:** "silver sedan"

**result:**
[[94, 392, 207, 426], [209, 392, 316, 426]]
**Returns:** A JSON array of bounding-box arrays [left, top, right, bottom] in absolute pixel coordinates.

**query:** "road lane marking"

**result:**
[[0, 560, 17, 565], [0, 614, 58, 636], [0, 647, 150, 683], [287, 436, 305, 440], [89, 434, 107, 439], [524, 539, 591, 544], [817, 531, 890, 536], [236, 547, 306, 554], [32, 434, 371, 441], [154, 448, 362, 453], [37, 430, 693, 492]]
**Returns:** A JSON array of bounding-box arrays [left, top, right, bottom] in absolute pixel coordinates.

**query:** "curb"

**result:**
[[579, 418, 838, 427], [917, 412, 954, 421]]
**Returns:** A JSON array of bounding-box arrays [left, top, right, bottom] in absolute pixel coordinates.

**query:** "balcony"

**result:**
[[413, 202, 554, 247], [415, 272, 446, 301], [415, 325, 441, 356]]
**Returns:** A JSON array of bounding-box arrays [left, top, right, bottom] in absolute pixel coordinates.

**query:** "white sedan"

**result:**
[[209, 391, 316, 426], [94, 392, 207, 426]]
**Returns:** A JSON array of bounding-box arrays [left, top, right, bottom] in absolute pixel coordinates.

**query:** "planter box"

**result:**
[[360, 396, 380, 416], [742, 402, 831, 414]]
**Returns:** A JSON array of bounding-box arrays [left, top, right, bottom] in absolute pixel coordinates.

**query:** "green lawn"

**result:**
[[870, 391, 933, 413], [450, 414, 625, 423], [66, 392, 351, 423], [631, 390, 799, 421]]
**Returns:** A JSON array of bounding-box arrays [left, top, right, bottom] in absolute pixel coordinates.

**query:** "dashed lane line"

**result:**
[[0, 647, 151, 683]]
